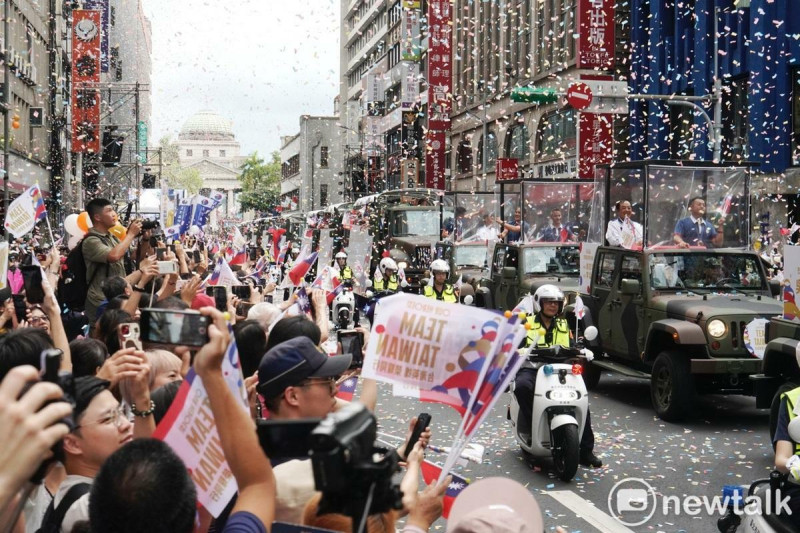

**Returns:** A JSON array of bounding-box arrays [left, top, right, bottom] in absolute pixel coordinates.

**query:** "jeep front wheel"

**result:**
[[581, 360, 601, 390], [650, 351, 694, 422]]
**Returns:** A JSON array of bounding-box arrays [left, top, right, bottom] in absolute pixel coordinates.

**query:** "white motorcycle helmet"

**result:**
[[379, 257, 398, 275], [532, 284, 564, 314], [335, 251, 348, 260], [430, 259, 450, 275]]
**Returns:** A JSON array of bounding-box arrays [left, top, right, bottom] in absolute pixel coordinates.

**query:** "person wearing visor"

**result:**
[[334, 251, 354, 283], [373, 257, 400, 293], [514, 284, 602, 468], [423, 260, 458, 303]]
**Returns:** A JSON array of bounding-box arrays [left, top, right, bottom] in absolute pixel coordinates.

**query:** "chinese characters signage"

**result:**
[[578, 113, 612, 179], [577, 0, 615, 70], [425, 0, 452, 189], [496, 158, 519, 182], [401, 1, 422, 61]]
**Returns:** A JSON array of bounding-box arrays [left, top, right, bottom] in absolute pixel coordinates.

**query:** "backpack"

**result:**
[[36, 482, 91, 533], [57, 236, 106, 311]]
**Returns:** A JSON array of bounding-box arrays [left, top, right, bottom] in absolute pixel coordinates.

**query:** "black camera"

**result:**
[[310, 403, 403, 530], [141, 219, 160, 232]]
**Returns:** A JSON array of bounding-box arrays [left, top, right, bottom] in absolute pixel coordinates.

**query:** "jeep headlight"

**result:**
[[707, 319, 726, 338], [398, 261, 408, 270]]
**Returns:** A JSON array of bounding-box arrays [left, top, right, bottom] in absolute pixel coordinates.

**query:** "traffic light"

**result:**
[[510, 87, 559, 104]]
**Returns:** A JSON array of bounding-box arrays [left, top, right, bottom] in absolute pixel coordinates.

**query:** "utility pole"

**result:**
[[712, 7, 723, 162]]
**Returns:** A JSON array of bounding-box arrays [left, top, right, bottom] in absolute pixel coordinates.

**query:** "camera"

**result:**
[[141, 219, 160, 232], [310, 403, 403, 527]]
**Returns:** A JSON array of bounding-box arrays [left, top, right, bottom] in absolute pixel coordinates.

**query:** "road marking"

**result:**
[[546, 490, 636, 533]]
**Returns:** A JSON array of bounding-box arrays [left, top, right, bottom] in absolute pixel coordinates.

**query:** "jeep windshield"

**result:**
[[390, 210, 452, 237], [649, 252, 766, 291], [523, 245, 579, 275], [453, 244, 489, 268]]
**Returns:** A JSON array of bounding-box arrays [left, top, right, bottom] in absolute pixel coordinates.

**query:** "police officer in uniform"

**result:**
[[513, 284, 603, 468], [423, 259, 458, 302], [335, 251, 354, 282], [771, 385, 800, 524], [373, 257, 400, 292]]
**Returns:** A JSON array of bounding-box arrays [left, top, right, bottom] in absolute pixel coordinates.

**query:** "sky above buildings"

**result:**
[[141, 0, 341, 156]]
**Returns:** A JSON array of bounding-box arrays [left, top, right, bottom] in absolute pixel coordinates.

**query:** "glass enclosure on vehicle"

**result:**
[[521, 181, 595, 242], [445, 192, 501, 242], [588, 162, 751, 248], [391, 209, 453, 237], [522, 245, 580, 275], [649, 252, 766, 291], [453, 243, 490, 268]]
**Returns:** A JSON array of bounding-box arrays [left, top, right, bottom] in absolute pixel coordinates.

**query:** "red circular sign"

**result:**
[[567, 83, 593, 110]]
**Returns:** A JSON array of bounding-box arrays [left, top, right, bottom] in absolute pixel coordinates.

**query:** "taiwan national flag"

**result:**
[[336, 376, 358, 401], [31, 186, 47, 221], [269, 228, 286, 262], [288, 249, 318, 286], [229, 245, 247, 266], [419, 461, 469, 518]]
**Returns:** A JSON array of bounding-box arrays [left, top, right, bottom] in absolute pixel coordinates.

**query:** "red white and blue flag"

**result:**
[[288, 248, 318, 286], [229, 245, 247, 266], [31, 186, 47, 221], [420, 460, 469, 518], [336, 376, 358, 401]]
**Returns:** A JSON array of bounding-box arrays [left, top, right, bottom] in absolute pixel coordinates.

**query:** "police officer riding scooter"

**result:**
[[513, 284, 603, 469], [423, 259, 459, 302]]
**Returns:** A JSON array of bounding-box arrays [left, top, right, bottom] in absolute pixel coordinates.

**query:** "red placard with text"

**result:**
[[577, 0, 615, 70], [425, 130, 446, 190], [578, 113, 613, 179], [71, 10, 102, 153], [496, 158, 519, 181]]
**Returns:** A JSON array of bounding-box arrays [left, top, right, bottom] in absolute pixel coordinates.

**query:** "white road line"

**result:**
[[546, 490, 637, 533]]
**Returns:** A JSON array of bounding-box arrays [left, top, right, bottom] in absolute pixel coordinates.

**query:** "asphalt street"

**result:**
[[373, 371, 774, 533]]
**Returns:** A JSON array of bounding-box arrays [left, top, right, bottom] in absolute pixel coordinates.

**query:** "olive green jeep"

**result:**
[[580, 246, 782, 421]]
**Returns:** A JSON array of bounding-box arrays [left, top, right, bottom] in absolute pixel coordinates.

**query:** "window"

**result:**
[[535, 109, 576, 160], [594, 253, 616, 289], [186, 149, 193, 157], [457, 140, 472, 173], [794, 67, 800, 166], [477, 131, 498, 170], [506, 122, 530, 163], [202, 149, 209, 157], [219, 150, 226, 157], [282, 154, 300, 178], [320, 146, 329, 168], [619, 255, 642, 288], [320, 184, 328, 206]]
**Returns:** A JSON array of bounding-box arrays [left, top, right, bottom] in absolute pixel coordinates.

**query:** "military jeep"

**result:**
[[580, 246, 782, 421], [433, 240, 492, 303], [476, 242, 580, 311]]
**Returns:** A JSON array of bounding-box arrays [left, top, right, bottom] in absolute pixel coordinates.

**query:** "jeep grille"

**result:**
[[729, 321, 748, 349]]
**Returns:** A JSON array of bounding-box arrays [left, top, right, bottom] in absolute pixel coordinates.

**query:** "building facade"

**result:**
[[279, 115, 344, 214], [176, 110, 244, 219]]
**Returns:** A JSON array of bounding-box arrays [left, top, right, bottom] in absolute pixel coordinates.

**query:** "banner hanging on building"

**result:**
[[401, 1, 422, 61], [82, 0, 110, 72], [578, 113, 613, 179], [425, 0, 451, 190], [577, 0, 615, 70], [71, 10, 102, 154]]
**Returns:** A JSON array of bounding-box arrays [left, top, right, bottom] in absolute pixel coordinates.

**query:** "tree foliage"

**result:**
[[238, 150, 281, 215], [159, 136, 203, 194]]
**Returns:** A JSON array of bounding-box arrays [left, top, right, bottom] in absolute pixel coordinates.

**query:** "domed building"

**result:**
[[176, 110, 245, 218]]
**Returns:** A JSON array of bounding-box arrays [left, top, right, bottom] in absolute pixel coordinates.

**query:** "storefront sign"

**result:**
[[578, 113, 613, 179], [577, 0, 615, 70], [496, 158, 519, 182]]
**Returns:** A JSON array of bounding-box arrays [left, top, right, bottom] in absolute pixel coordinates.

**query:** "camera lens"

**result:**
[[121, 325, 130, 336]]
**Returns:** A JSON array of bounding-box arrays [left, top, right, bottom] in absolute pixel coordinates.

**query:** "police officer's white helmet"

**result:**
[[430, 259, 450, 275], [532, 284, 564, 314], [335, 251, 348, 260], [379, 257, 398, 275]]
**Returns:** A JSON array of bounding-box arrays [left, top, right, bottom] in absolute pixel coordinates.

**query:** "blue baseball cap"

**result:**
[[257, 337, 351, 398]]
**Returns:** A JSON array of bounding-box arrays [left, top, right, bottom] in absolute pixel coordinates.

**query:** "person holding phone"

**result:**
[[83, 199, 142, 322]]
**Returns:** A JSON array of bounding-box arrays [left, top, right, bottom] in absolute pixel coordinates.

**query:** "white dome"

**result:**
[[179, 110, 235, 141]]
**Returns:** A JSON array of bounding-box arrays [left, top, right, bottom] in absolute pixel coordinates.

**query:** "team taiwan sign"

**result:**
[[71, 10, 102, 153], [577, 0, 615, 70]]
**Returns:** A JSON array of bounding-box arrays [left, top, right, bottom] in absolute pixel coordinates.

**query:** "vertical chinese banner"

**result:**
[[425, 0, 451, 190], [82, 0, 110, 72], [578, 113, 613, 179], [577, 0, 615, 70], [71, 10, 102, 154]]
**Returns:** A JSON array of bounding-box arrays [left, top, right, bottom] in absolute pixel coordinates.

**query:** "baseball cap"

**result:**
[[447, 477, 543, 533], [257, 336, 351, 398]]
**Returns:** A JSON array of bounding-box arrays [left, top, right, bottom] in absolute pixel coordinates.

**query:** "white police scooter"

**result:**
[[508, 325, 598, 482], [331, 280, 358, 330]]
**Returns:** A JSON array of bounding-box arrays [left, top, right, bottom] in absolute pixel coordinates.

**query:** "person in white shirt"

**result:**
[[474, 213, 506, 242], [606, 200, 643, 248]]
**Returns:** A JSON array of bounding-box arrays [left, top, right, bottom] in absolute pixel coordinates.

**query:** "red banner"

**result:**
[[577, 0, 615, 70], [425, 130, 446, 189], [425, 0, 451, 189], [578, 113, 613, 179], [71, 10, 102, 153], [496, 158, 519, 182]]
